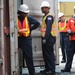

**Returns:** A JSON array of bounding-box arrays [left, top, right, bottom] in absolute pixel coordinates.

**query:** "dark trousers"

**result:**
[[42, 36, 56, 72], [18, 36, 35, 75], [60, 32, 69, 61], [65, 40, 75, 70]]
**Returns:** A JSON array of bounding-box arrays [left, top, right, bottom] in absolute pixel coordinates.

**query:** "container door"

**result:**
[[9, 0, 19, 75], [23, 0, 59, 66]]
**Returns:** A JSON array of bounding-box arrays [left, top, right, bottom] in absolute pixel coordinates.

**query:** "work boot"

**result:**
[[61, 69, 71, 72], [61, 60, 66, 63], [40, 69, 47, 74], [46, 71, 56, 75], [40, 69, 56, 75]]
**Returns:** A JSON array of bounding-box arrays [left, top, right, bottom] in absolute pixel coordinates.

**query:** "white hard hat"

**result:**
[[18, 4, 29, 13], [58, 12, 64, 18], [73, 6, 75, 9], [40, 1, 50, 8]]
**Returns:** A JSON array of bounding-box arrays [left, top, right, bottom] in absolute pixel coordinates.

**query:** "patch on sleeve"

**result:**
[[47, 17, 52, 20]]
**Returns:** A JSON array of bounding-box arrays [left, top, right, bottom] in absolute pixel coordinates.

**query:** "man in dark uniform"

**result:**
[[17, 4, 40, 75], [58, 12, 69, 63], [40, 1, 56, 75]]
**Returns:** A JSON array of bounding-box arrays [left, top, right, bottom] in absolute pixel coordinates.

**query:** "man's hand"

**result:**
[[67, 30, 74, 35], [67, 30, 72, 34], [42, 39, 46, 44], [18, 29, 29, 33]]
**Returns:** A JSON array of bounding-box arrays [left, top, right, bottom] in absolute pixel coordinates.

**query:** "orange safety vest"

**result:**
[[68, 18, 75, 40], [18, 17, 30, 37], [41, 13, 56, 37], [58, 20, 68, 32]]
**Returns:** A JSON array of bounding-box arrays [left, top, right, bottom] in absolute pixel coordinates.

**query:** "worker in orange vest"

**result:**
[[17, 4, 40, 75], [58, 12, 69, 63], [40, 1, 56, 75], [61, 14, 75, 72]]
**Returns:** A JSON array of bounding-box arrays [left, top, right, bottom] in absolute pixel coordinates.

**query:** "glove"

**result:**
[[67, 30, 72, 34], [42, 39, 46, 44], [67, 30, 74, 35]]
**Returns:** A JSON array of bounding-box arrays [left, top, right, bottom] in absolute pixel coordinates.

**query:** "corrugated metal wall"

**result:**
[[9, 0, 19, 75]]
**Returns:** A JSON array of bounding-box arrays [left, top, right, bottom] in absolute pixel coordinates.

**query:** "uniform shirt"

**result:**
[[18, 16, 40, 34], [43, 15, 54, 40]]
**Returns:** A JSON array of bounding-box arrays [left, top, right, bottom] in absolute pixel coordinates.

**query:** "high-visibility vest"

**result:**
[[58, 20, 66, 32], [41, 13, 56, 37], [18, 17, 30, 37]]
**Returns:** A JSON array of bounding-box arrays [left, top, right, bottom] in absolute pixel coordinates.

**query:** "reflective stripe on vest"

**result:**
[[58, 20, 66, 31], [18, 17, 30, 37], [41, 13, 56, 37]]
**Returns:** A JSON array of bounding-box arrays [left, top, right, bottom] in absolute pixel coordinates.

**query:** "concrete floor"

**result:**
[[56, 48, 75, 75], [22, 48, 75, 75]]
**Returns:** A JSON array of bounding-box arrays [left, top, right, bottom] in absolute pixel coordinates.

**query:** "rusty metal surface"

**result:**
[[0, 0, 1, 56], [0, 0, 3, 75], [3, 0, 11, 75], [9, 0, 19, 75], [0, 0, 1, 60]]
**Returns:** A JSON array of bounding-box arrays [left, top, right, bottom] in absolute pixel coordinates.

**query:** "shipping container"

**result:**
[[0, 0, 58, 75], [59, 2, 75, 19]]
